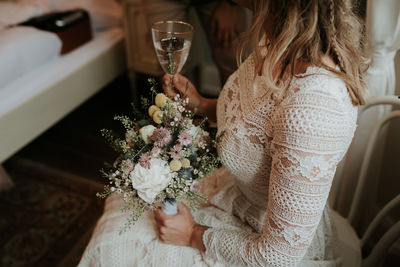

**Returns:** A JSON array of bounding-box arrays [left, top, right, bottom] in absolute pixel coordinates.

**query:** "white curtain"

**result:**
[[333, 0, 400, 218]]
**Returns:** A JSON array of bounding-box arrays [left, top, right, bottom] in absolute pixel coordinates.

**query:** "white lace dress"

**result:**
[[78, 53, 357, 267]]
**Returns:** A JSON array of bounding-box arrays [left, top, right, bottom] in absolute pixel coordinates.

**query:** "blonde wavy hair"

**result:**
[[237, 0, 369, 105]]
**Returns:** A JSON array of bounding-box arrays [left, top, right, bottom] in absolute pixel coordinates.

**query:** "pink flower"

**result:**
[[178, 132, 192, 146], [113, 155, 123, 168], [151, 147, 162, 157], [151, 127, 172, 147], [169, 144, 183, 160], [190, 181, 201, 192], [174, 111, 183, 121], [121, 159, 134, 178], [139, 153, 151, 169]]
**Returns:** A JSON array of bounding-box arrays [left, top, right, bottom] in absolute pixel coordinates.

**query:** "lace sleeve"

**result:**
[[203, 87, 355, 266]]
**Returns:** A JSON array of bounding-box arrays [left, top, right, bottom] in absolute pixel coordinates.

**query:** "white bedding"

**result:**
[[0, 27, 124, 116], [0, 26, 62, 88], [0, 0, 122, 32], [0, 0, 123, 89]]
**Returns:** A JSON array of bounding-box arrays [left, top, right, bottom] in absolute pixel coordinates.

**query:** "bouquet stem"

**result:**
[[162, 198, 178, 215], [168, 74, 174, 95]]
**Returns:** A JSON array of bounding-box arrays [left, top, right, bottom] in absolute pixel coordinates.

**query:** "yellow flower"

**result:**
[[170, 160, 182, 171], [148, 105, 160, 117], [155, 93, 167, 108], [152, 110, 163, 124], [181, 158, 190, 168]]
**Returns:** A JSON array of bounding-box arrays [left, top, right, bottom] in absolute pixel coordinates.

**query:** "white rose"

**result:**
[[188, 124, 202, 143], [130, 158, 173, 203], [139, 125, 156, 144]]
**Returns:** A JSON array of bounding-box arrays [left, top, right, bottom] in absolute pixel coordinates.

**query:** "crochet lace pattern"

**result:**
[[203, 52, 357, 266]]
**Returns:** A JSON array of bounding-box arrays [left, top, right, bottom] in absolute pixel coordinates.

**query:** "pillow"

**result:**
[[0, 26, 61, 88], [0, 2, 48, 29]]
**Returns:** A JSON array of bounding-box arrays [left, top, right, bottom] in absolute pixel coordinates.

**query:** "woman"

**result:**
[[79, 0, 368, 266]]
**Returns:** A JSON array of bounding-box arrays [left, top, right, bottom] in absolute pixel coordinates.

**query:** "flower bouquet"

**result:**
[[97, 79, 222, 231]]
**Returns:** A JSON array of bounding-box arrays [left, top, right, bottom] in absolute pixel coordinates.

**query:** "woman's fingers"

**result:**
[[153, 202, 196, 246], [161, 74, 202, 112], [154, 208, 168, 226], [154, 208, 162, 224], [161, 74, 187, 96], [162, 74, 175, 97], [172, 74, 187, 94], [177, 202, 190, 214]]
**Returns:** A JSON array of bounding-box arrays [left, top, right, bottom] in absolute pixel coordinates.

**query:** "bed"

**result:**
[[0, 0, 127, 186]]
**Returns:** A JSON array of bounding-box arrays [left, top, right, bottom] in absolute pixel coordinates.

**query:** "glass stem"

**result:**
[[166, 51, 175, 95], [169, 74, 174, 94]]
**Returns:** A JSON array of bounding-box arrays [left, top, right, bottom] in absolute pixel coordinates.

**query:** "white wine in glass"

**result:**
[[151, 21, 194, 77]]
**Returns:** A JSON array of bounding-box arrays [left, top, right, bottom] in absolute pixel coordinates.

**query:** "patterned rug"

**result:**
[[0, 162, 104, 267]]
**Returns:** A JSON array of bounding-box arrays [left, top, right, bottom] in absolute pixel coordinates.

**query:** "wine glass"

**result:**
[[151, 21, 194, 84]]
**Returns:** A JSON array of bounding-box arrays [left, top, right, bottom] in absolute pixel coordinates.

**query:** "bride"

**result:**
[[79, 0, 368, 266]]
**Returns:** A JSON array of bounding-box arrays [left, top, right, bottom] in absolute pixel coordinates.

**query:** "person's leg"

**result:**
[[146, 0, 188, 23], [195, 1, 247, 85]]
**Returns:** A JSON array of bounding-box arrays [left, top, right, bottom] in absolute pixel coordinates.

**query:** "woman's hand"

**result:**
[[154, 202, 208, 251], [162, 74, 203, 112], [162, 74, 218, 122]]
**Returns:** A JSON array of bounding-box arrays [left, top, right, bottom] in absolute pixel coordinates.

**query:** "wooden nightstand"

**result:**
[[123, 0, 159, 76]]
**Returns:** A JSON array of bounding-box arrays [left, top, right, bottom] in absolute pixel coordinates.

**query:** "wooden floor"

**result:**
[[6, 75, 133, 182]]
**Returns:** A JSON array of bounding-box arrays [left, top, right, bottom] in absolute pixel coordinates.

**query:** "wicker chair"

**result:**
[[331, 95, 400, 267]]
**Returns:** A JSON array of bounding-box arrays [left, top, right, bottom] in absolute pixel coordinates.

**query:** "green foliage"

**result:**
[[130, 102, 143, 121], [185, 191, 207, 211], [96, 185, 112, 199], [119, 198, 148, 234], [100, 129, 126, 154], [114, 115, 134, 130], [148, 77, 158, 96]]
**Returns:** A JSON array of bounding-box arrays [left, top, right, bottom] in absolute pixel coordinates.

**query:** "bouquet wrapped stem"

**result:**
[[162, 198, 178, 215]]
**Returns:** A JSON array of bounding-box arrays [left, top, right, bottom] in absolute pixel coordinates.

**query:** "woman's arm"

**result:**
[[201, 85, 355, 266], [190, 224, 208, 251], [196, 98, 218, 123]]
